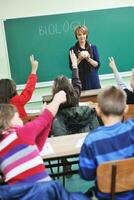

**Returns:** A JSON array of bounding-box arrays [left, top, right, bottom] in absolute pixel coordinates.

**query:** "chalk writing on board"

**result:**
[[38, 19, 86, 36]]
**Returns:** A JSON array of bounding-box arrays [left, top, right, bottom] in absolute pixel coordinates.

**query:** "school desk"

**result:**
[[42, 88, 101, 103], [40, 132, 88, 185]]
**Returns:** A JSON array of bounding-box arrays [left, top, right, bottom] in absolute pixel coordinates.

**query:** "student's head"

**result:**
[[52, 75, 77, 108], [74, 25, 88, 41], [0, 104, 23, 139], [0, 79, 17, 103], [96, 86, 127, 117]]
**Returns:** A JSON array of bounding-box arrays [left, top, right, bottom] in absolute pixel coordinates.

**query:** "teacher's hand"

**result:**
[[78, 51, 90, 60]]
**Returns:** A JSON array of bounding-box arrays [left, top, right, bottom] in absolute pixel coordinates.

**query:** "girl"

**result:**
[[0, 55, 38, 118], [0, 90, 66, 185], [51, 50, 99, 137]]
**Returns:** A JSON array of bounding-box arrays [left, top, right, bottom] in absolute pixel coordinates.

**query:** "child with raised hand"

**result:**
[[0, 90, 66, 185], [108, 56, 134, 104], [0, 54, 38, 118], [51, 49, 99, 137]]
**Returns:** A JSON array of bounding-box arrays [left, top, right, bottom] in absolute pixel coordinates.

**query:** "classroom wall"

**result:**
[[0, 0, 133, 109]]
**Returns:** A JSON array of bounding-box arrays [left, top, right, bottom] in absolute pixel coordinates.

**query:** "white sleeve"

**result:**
[[114, 70, 127, 89]]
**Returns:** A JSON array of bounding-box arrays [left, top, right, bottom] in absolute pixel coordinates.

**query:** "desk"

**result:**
[[80, 88, 101, 102], [42, 88, 101, 103], [41, 132, 88, 185]]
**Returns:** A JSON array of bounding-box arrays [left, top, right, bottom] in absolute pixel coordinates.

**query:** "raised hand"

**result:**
[[30, 54, 38, 74], [108, 57, 117, 72], [70, 50, 77, 69], [53, 90, 66, 104], [46, 90, 66, 116]]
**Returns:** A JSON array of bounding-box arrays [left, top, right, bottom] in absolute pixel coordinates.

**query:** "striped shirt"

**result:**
[[79, 119, 134, 200], [0, 109, 53, 185]]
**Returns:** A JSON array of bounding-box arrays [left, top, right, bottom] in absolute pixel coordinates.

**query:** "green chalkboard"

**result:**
[[4, 7, 134, 84]]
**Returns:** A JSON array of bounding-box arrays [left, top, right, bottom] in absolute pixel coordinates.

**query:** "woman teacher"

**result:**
[[69, 25, 101, 90]]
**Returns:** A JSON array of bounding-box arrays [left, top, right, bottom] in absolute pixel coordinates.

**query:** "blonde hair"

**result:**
[[97, 86, 127, 116], [74, 25, 88, 39]]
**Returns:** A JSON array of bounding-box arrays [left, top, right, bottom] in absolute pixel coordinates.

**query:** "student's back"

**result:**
[[52, 105, 99, 136]]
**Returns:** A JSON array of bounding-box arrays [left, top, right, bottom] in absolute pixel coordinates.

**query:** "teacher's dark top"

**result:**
[[69, 42, 101, 90]]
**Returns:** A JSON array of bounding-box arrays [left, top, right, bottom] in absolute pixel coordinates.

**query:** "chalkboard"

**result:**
[[4, 7, 134, 84]]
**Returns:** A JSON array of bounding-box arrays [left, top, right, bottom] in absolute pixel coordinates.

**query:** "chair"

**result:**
[[124, 104, 134, 120], [97, 157, 134, 200]]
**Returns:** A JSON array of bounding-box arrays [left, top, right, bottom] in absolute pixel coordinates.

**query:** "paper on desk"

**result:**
[[76, 137, 85, 148], [40, 141, 54, 157]]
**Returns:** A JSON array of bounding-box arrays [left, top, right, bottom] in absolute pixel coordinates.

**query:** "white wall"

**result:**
[[0, 0, 133, 18]]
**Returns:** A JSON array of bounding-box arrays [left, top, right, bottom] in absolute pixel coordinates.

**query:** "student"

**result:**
[[0, 90, 66, 185], [79, 86, 134, 199], [69, 25, 101, 90], [109, 56, 134, 104], [51, 50, 99, 137], [0, 55, 38, 118]]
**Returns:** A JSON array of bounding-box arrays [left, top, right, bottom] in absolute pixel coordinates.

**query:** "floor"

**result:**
[[46, 159, 95, 193]]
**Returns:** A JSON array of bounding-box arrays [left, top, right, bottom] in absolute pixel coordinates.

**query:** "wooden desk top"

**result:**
[[80, 88, 101, 98], [42, 88, 101, 103], [41, 132, 88, 159]]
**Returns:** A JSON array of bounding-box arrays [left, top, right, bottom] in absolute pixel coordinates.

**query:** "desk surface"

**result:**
[[80, 88, 101, 97], [42, 88, 101, 103], [41, 132, 88, 159]]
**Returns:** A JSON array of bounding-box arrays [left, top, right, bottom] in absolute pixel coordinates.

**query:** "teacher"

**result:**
[[69, 25, 101, 90]]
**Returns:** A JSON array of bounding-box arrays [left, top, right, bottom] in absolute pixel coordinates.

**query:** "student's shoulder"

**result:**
[[84, 126, 104, 145], [124, 118, 134, 126]]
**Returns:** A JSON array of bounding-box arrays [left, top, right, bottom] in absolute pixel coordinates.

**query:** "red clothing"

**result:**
[[10, 74, 37, 118], [0, 109, 53, 184]]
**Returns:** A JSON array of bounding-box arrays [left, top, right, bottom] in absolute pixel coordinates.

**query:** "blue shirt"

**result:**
[[79, 119, 134, 199]]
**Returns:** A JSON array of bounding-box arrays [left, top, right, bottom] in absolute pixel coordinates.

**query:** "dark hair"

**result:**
[[97, 86, 127, 116], [0, 104, 17, 140], [0, 79, 17, 103], [52, 75, 78, 108]]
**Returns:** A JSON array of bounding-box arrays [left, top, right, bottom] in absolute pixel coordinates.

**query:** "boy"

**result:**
[[79, 86, 134, 199]]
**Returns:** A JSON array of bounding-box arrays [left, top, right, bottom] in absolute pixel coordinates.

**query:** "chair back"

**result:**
[[124, 104, 134, 120], [97, 157, 134, 199]]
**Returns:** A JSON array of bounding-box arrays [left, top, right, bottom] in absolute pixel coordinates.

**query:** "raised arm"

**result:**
[[108, 57, 127, 90], [18, 55, 38, 104], [17, 91, 66, 150], [70, 50, 82, 98]]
